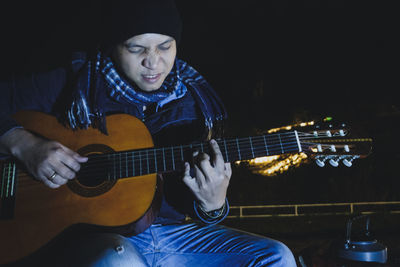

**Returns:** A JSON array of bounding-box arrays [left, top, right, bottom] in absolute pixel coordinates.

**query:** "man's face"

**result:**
[[112, 33, 177, 92]]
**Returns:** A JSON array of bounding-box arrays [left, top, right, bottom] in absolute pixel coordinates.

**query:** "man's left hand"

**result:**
[[183, 139, 232, 212]]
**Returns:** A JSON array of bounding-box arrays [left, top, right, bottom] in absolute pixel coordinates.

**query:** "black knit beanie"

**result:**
[[100, 0, 182, 52]]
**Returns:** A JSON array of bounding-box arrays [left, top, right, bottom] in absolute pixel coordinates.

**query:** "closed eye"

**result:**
[[126, 45, 145, 53], [158, 44, 171, 50], [158, 39, 173, 50]]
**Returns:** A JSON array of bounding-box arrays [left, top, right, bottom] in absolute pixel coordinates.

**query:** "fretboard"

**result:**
[[80, 131, 302, 180]]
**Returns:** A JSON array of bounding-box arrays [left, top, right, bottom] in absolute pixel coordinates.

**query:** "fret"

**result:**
[[134, 151, 138, 176], [153, 149, 158, 173], [251, 136, 268, 158], [265, 134, 282, 156], [132, 151, 136, 176], [281, 132, 298, 154], [278, 134, 284, 154], [3, 163, 12, 197], [171, 147, 175, 170], [133, 150, 141, 177], [6, 165, 10, 197], [263, 135, 269, 156], [118, 152, 122, 179], [236, 138, 254, 161], [3, 163, 8, 197], [146, 150, 149, 174], [125, 152, 128, 178], [236, 138, 242, 161], [294, 130, 302, 152], [163, 147, 172, 171], [180, 145, 184, 162], [223, 139, 238, 162], [223, 139, 229, 162], [162, 147, 166, 172], [172, 146, 183, 171], [11, 163, 16, 196], [155, 148, 165, 173], [249, 137, 255, 158], [139, 150, 142, 176], [145, 149, 156, 175]]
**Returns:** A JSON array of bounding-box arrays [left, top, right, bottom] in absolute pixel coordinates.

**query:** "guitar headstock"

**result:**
[[298, 122, 372, 167]]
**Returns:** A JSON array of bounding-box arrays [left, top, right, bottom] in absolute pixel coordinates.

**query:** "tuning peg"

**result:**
[[329, 157, 339, 167], [317, 144, 323, 152], [342, 156, 357, 167], [344, 145, 350, 153], [342, 158, 353, 167], [315, 157, 327, 167]]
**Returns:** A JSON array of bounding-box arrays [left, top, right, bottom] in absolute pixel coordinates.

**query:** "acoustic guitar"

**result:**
[[0, 111, 372, 264]]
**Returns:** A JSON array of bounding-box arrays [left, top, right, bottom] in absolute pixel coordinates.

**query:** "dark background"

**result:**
[[0, 0, 399, 205]]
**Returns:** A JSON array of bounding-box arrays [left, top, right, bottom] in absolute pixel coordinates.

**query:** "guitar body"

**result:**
[[0, 111, 158, 264]]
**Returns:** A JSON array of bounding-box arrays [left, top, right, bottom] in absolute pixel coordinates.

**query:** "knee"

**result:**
[[264, 240, 297, 267], [69, 233, 149, 267]]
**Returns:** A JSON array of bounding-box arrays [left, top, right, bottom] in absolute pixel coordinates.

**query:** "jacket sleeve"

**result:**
[[0, 68, 67, 137]]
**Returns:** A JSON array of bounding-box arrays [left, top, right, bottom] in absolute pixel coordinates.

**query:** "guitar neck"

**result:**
[[83, 131, 302, 180]]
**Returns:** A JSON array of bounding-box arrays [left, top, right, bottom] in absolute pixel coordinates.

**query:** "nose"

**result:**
[[142, 50, 159, 70]]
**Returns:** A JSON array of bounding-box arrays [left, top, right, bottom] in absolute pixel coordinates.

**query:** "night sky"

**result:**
[[1, 0, 399, 204]]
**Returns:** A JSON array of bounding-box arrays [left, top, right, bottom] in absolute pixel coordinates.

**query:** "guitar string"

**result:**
[[76, 139, 302, 175], [13, 141, 338, 189], [7, 146, 350, 190], [2, 127, 353, 189], [10, 145, 305, 189], [13, 143, 303, 188], [75, 143, 303, 179], [3, 134, 347, 187], [4, 130, 335, 179], [3, 132, 350, 188], [74, 131, 340, 172], [1, 132, 346, 176], [16, 138, 347, 188], [74, 132, 301, 164], [0, 139, 296, 188], [70, 131, 334, 166], [75, 139, 353, 181]]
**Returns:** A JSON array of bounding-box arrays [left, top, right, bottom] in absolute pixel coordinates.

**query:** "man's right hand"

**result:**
[[0, 128, 88, 188]]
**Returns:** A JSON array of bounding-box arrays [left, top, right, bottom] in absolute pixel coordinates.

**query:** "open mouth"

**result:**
[[142, 73, 161, 83]]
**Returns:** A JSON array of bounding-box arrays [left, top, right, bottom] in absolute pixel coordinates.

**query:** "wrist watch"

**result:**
[[198, 202, 226, 219]]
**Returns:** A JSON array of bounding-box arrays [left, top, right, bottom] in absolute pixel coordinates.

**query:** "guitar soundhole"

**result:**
[[67, 144, 117, 198]]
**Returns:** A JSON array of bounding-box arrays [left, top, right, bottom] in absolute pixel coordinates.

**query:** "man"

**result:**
[[0, 0, 297, 266]]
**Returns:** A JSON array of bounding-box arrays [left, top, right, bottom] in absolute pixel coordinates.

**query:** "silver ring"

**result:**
[[49, 172, 57, 181]]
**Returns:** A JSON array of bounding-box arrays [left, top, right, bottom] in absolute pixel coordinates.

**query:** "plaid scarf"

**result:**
[[67, 52, 188, 131], [66, 51, 226, 136], [102, 57, 187, 108]]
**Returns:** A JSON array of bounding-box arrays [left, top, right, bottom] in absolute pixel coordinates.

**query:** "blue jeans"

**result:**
[[9, 222, 296, 267], [128, 223, 297, 267]]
